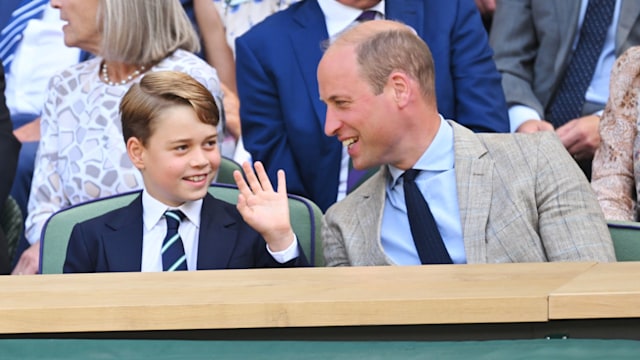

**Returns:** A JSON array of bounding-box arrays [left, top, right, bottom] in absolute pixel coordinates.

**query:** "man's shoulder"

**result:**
[[237, 0, 319, 43], [239, 3, 299, 33], [450, 122, 566, 165], [482, 130, 562, 151]]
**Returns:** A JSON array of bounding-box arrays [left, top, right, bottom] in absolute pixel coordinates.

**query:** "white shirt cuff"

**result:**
[[267, 234, 300, 263], [509, 105, 542, 132]]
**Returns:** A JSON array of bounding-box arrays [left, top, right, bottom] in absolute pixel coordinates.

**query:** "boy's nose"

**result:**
[[190, 149, 209, 167]]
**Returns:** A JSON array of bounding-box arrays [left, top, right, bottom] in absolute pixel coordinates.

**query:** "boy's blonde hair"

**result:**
[[120, 71, 219, 145]]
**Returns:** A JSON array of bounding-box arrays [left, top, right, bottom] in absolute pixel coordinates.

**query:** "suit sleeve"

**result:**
[[489, 0, 546, 117], [250, 232, 309, 268], [449, 0, 509, 133], [535, 133, 616, 262], [321, 209, 350, 267], [63, 223, 96, 273], [0, 64, 20, 214], [235, 35, 308, 198]]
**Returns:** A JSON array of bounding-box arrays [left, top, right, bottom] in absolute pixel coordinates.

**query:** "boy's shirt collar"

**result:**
[[141, 189, 203, 231]]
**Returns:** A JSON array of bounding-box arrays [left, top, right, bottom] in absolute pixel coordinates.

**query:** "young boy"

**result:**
[[64, 71, 308, 272]]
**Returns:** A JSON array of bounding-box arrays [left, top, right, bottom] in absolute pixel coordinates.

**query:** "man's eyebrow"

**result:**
[[324, 95, 347, 103]]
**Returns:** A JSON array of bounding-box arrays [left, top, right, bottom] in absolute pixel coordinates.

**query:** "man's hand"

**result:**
[[233, 161, 294, 252], [516, 119, 555, 133], [556, 114, 601, 160], [12, 242, 40, 275]]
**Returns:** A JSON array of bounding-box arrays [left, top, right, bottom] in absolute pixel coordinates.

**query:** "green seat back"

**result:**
[[216, 156, 243, 185], [607, 220, 640, 261], [40, 184, 323, 274], [40, 193, 139, 274]]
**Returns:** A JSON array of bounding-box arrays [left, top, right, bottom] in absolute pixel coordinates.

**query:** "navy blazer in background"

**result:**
[[236, 0, 509, 212], [63, 193, 309, 273]]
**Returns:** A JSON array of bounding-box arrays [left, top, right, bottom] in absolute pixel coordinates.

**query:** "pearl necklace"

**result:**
[[101, 62, 146, 86]]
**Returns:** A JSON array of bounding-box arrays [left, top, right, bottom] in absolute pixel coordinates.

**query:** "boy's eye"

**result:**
[[204, 139, 217, 148], [175, 145, 188, 151]]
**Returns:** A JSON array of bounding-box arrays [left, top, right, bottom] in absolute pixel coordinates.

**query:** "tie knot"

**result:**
[[164, 210, 185, 230], [357, 10, 379, 22], [402, 169, 420, 183]]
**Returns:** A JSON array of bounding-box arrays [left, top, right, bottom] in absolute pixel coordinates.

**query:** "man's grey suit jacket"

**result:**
[[322, 122, 616, 266]]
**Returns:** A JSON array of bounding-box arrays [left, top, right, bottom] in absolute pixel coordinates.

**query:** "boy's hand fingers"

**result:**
[[233, 167, 250, 194], [253, 161, 274, 193], [241, 161, 262, 193], [276, 169, 287, 194]]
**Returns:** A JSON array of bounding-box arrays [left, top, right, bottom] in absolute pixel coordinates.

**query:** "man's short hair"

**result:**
[[334, 21, 436, 100]]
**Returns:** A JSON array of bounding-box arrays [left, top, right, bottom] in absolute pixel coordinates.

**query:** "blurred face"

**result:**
[[318, 45, 399, 170], [130, 105, 220, 207], [51, 0, 101, 53]]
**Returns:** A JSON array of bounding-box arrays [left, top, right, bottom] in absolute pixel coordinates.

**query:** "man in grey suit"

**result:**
[[490, 0, 640, 178], [318, 20, 615, 267]]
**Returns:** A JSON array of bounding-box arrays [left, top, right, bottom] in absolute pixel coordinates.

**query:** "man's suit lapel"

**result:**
[[616, 0, 640, 54], [552, 1, 582, 72], [385, 0, 424, 37], [450, 122, 493, 264], [290, 0, 329, 129], [102, 195, 144, 272], [356, 169, 393, 265], [196, 194, 240, 269]]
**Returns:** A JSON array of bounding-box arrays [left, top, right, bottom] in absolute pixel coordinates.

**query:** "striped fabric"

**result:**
[[0, 0, 48, 72], [162, 210, 188, 271]]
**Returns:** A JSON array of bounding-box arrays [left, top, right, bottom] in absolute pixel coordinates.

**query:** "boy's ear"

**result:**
[[126, 137, 146, 170]]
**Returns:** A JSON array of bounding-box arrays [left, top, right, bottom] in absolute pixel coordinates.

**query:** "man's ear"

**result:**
[[389, 71, 411, 107], [126, 137, 145, 170]]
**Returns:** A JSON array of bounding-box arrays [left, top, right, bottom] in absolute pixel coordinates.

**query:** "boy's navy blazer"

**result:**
[[64, 193, 309, 273]]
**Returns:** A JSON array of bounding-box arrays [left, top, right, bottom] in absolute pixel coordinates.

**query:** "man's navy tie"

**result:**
[[547, 0, 616, 127], [402, 169, 452, 264], [162, 210, 188, 271]]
